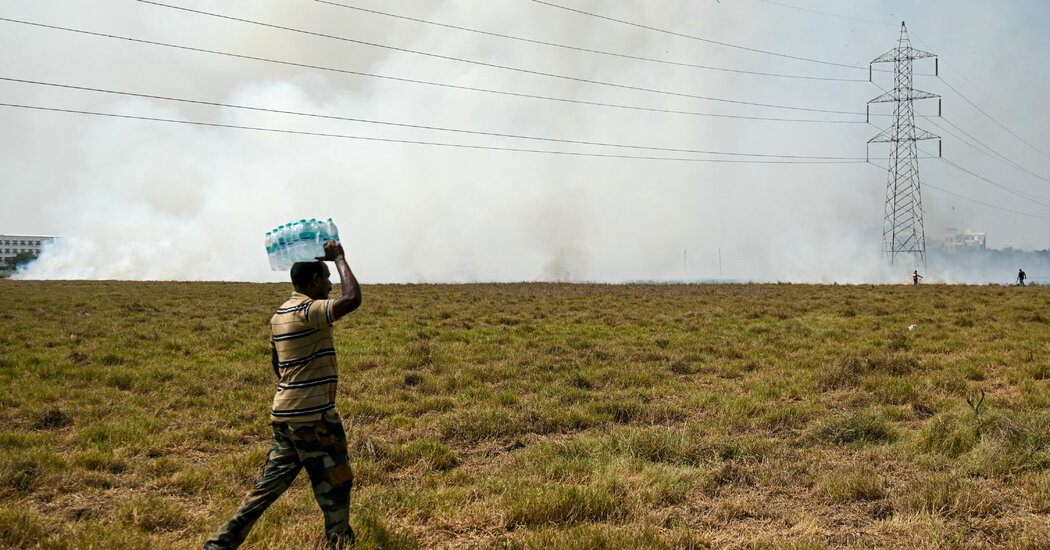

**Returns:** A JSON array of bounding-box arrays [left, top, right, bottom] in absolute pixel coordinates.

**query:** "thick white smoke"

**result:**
[[3, 0, 1049, 283]]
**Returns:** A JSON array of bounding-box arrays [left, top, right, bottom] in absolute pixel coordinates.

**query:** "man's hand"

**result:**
[[315, 240, 345, 262]]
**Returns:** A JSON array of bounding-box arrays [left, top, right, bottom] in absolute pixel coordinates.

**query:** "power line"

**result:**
[[866, 72, 1050, 218], [940, 156, 1050, 209], [310, 0, 867, 82], [868, 105, 1050, 211], [0, 101, 870, 164], [864, 27, 1050, 163], [900, 29, 1050, 167], [921, 115, 1016, 170], [938, 75, 1050, 162], [752, 0, 895, 27], [723, 3, 1050, 168], [0, 76, 865, 160], [918, 145, 1050, 210], [908, 32, 1050, 162], [918, 113, 1050, 191], [865, 161, 1050, 221], [870, 71, 1050, 197], [749, 1, 931, 77], [0, 17, 871, 124], [923, 182, 1050, 221], [531, 0, 872, 71], [869, 80, 1050, 207], [136, 1, 868, 116]]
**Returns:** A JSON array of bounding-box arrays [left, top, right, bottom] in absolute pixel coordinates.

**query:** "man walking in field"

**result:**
[[912, 270, 922, 285], [204, 241, 362, 549], [1018, 268, 1027, 286]]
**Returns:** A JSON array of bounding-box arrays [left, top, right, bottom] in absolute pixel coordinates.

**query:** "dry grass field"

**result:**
[[1, 280, 1049, 549]]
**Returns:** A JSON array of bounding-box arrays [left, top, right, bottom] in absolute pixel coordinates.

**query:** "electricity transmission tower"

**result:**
[[867, 22, 940, 269]]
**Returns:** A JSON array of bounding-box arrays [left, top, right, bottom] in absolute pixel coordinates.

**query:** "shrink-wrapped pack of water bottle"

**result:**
[[265, 218, 340, 271]]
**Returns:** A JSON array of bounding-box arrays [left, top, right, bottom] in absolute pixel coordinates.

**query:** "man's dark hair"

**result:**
[[290, 261, 325, 291]]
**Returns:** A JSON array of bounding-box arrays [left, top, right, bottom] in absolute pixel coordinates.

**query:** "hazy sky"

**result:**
[[2, 0, 1049, 283]]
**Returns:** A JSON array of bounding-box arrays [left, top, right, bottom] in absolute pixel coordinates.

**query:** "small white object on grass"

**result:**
[[908, 324, 918, 330]]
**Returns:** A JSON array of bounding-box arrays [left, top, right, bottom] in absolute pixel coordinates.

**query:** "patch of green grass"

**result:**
[[505, 482, 628, 527], [707, 495, 769, 524], [353, 508, 420, 550], [818, 352, 918, 390], [915, 406, 1050, 475], [116, 493, 189, 534], [494, 524, 712, 550], [614, 427, 708, 466], [891, 472, 997, 518], [0, 449, 65, 495], [635, 463, 708, 506], [439, 407, 525, 442], [810, 409, 897, 446], [387, 439, 459, 471], [813, 464, 885, 503], [0, 507, 51, 549]]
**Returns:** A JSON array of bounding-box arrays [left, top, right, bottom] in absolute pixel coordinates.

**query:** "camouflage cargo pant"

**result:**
[[203, 411, 355, 549]]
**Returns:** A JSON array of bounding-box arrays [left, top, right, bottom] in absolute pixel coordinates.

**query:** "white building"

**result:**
[[1, 234, 56, 266]]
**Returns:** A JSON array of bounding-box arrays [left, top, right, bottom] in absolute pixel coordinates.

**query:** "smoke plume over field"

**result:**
[[3, 1, 1049, 283]]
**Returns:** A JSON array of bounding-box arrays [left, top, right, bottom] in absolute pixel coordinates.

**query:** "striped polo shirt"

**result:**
[[270, 292, 338, 422]]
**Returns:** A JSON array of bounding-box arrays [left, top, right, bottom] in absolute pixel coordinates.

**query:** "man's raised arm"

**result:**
[[318, 240, 361, 320]]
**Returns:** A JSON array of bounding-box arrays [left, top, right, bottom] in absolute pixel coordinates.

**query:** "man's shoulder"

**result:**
[[274, 292, 313, 312]]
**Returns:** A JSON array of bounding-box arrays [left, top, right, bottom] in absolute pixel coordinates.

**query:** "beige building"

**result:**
[[935, 228, 986, 254]]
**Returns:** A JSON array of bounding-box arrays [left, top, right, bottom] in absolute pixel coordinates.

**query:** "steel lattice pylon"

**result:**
[[868, 22, 940, 269]]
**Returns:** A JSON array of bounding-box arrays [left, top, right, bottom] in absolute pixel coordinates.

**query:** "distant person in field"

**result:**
[[913, 270, 922, 285], [1018, 268, 1027, 286], [204, 240, 361, 550]]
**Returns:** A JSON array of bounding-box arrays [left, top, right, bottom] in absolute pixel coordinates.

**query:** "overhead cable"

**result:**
[[908, 34, 1050, 162], [0, 76, 866, 159], [938, 76, 1050, 162], [923, 182, 1050, 221], [867, 74, 1050, 214], [753, 0, 895, 27], [890, 26, 1050, 163], [136, 1, 868, 115], [919, 146, 1050, 210], [311, 0, 867, 82], [867, 103, 1050, 209], [918, 113, 1050, 191], [0, 101, 870, 164], [0, 17, 870, 124], [875, 64, 1050, 194], [531, 0, 872, 71], [865, 162, 1050, 221]]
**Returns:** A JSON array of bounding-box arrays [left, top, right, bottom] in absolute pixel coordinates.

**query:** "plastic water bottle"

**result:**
[[281, 224, 293, 266], [308, 218, 322, 258], [265, 232, 278, 270], [270, 224, 288, 270], [294, 219, 306, 262], [276, 225, 289, 269], [295, 219, 313, 262], [325, 218, 340, 243]]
